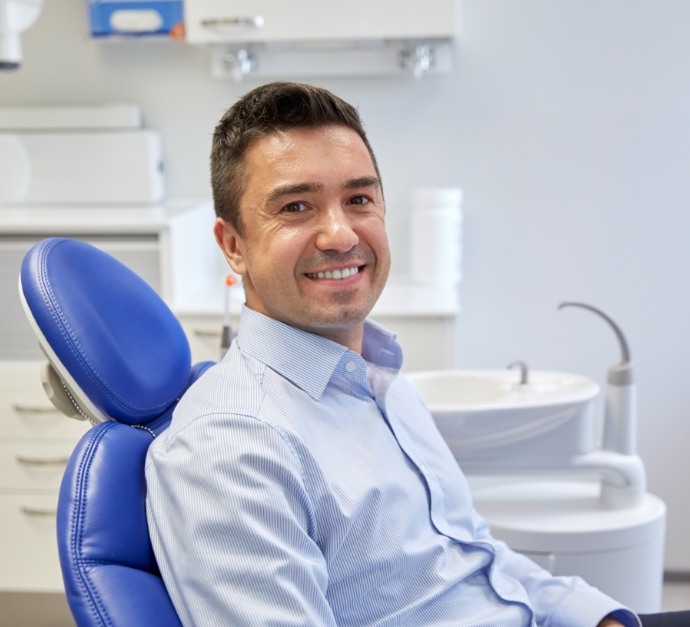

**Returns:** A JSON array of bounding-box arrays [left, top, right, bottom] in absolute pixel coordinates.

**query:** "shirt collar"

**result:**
[[361, 318, 403, 370], [236, 306, 402, 400]]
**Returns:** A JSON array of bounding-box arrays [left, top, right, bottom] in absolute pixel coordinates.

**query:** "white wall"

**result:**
[[4, 0, 690, 571]]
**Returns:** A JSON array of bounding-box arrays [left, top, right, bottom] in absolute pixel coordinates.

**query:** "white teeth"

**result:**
[[308, 266, 359, 280]]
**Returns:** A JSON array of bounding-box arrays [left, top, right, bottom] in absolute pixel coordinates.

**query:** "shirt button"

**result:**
[[345, 361, 357, 372]]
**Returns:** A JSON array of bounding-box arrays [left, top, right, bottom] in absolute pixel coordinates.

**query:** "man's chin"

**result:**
[[293, 306, 371, 337]]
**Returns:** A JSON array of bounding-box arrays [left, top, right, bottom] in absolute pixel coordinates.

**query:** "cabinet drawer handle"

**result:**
[[16, 454, 70, 466], [20, 505, 57, 517], [193, 328, 221, 339], [12, 404, 59, 415], [201, 15, 264, 29]]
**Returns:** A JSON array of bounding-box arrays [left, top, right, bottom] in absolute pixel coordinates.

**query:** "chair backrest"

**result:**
[[19, 237, 213, 626]]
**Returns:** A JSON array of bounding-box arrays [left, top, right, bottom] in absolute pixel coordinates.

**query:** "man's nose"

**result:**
[[315, 207, 359, 252]]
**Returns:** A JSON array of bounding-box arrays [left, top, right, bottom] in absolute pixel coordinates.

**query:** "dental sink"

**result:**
[[407, 369, 599, 408], [407, 369, 601, 463], [406, 304, 648, 510], [404, 304, 662, 607]]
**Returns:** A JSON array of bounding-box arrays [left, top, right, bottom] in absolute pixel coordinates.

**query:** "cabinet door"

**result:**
[[372, 316, 457, 372], [185, 0, 456, 44], [0, 494, 64, 592], [179, 314, 234, 364], [0, 443, 74, 491], [0, 362, 90, 440]]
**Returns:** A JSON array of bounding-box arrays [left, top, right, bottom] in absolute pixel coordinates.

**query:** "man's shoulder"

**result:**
[[158, 351, 266, 438]]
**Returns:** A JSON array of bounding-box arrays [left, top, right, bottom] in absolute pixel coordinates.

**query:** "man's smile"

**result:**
[[305, 266, 361, 280]]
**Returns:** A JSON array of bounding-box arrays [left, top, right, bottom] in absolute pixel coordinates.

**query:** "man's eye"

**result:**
[[282, 202, 306, 213], [349, 195, 370, 206]]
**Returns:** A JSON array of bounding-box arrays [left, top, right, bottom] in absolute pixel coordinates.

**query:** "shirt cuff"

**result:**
[[605, 609, 642, 627]]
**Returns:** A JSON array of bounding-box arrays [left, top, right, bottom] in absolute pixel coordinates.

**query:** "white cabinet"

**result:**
[[184, 0, 458, 79], [0, 361, 89, 593], [184, 0, 457, 44], [0, 200, 216, 360], [0, 200, 214, 611], [0, 361, 83, 624]]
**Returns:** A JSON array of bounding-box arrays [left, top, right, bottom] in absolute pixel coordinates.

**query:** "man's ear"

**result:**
[[214, 218, 247, 275]]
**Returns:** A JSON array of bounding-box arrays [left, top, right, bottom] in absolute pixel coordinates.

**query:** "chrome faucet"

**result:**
[[507, 360, 529, 385]]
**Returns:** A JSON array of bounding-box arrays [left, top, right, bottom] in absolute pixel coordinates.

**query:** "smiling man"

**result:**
[[214, 123, 390, 352], [145, 82, 684, 626]]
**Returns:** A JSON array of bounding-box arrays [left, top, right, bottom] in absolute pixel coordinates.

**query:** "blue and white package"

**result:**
[[88, 1, 184, 38]]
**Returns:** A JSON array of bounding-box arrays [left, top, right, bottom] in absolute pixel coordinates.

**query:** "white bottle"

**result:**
[[409, 187, 463, 287]]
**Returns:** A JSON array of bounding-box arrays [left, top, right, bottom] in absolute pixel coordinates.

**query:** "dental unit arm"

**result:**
[[559, 301, 636, 456], [457, 302, 646, 509], [0, 0, 43, 70], [556, 301, 645, 508]]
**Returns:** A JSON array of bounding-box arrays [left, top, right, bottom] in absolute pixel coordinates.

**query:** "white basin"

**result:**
[[407, 370, 600, 464]]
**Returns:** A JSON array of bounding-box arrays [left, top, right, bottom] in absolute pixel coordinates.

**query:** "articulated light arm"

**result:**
[[0, 0, 44, 70]]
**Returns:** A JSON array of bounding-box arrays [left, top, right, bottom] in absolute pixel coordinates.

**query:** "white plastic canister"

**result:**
[[409, 187, 463, 286]]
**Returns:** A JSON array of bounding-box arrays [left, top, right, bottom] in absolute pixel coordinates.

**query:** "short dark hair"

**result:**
[[211, 81, 381, 234]]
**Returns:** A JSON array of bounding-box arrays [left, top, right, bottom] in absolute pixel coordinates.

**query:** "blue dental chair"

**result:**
[[19, 237, 212, 626]]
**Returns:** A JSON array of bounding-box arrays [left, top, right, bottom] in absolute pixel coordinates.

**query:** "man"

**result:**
[[146, 82, 681, 626]]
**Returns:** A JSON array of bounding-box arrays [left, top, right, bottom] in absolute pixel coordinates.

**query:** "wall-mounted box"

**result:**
[[88, 0, 185, 38], [184, 0, 456, 45], [0, 131, 165, 205], [183, 0, 459, 79], [0, 104, 165, 205]]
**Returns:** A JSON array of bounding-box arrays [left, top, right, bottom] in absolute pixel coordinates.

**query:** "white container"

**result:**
[[409, 187, 463, 286], [0, 130, 165, 205], [471, 479, 666, 614]]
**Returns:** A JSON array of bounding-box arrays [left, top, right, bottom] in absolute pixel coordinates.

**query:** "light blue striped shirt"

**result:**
[[146, 306, 637, 626]]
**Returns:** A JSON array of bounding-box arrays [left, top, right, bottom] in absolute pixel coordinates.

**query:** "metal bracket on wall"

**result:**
[[209, 40, 453, 82]]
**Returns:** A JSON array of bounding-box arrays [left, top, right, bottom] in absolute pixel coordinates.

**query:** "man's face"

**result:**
[[215, 125, 390, 352]]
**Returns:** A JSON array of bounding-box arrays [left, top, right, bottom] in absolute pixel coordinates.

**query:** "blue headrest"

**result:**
[[19, 238, 192, 426]]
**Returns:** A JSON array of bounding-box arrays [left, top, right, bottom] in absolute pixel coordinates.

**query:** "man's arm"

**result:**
[[470, 510, 641, 627], [146, 413, 336, 626]]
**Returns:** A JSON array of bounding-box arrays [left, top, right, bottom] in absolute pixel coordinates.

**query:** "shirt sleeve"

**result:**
[[471, 510, 642, 627], [146, 412, 337, 627]]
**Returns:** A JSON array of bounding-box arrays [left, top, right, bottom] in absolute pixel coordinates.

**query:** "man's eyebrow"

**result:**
[[344, 176, 381, 191], [265, 177, 380, 205], [265, 182, 322, 204]]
